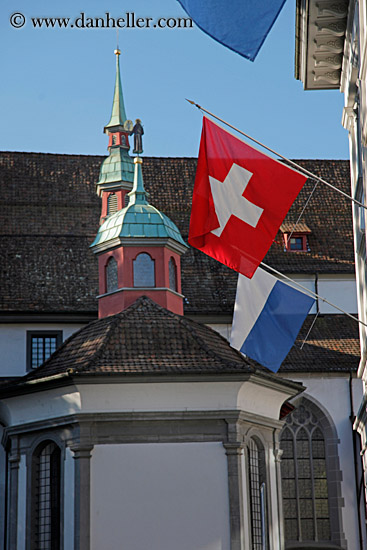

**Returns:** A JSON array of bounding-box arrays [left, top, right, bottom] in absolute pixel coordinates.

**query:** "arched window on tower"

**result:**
[[169, 257, 177, 292], [106, 256, 118, 293], [31, 441, 61, 550], [133, 253, 155, 287], [248, 436, 268, 550], [280, 400, 343, 546], [107, 193, 118, 215]]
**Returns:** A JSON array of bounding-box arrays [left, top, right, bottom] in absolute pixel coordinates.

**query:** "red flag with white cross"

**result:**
[[188, 117, 308, 278]]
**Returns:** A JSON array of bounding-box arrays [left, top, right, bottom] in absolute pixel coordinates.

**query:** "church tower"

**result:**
[[91, 52, 188, 318], [96, 49, 135, 223]]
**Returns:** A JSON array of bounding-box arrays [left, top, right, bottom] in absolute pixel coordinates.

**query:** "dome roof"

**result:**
[[91, 201, 187, 248]]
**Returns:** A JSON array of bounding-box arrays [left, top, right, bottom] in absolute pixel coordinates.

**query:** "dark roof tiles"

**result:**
[[23, 296, 262, 380], [0, 153, 354, 315], [280, 314, 360, 372]]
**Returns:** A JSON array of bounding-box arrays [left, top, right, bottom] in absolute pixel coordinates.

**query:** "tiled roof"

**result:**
[[0, 153, 354, 316], [280, 222, 311, 233], [17, 296, 273, 382], [280, 314, 360, 372]]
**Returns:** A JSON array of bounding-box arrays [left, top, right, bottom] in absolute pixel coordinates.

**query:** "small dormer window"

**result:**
[[289, 236, 305, 251], [281, 223, 311, 252]]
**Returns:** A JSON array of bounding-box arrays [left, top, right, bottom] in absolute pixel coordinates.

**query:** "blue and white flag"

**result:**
[[177, 0, 287, 61], [230, 268, 315, 371]]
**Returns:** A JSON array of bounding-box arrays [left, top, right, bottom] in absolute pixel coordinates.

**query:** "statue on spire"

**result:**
[[132, 119, 144, 155]]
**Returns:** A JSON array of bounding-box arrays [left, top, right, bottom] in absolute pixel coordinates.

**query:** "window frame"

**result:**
[[280, 397, 345, 549], [30, 440, 62, 550], [26, 331, 63, 371], [247, 435, 269, 550], [283, 233, 309, 252], [105, 256, 119, 294], [133, 252, 155, 288]]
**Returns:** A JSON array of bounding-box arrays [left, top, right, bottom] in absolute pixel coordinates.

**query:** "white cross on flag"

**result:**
[[188, 117, 308, 278]]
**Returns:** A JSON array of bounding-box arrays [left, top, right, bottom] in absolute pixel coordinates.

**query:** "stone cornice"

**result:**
[[295, 0, 349, 90]]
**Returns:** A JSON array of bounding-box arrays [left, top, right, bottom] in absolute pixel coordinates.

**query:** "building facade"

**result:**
[[0, 48, 364, 549], [295, 1, 367, 545]]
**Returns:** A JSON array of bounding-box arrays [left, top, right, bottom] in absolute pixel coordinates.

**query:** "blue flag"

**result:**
[[177, 0, 287, 61], [230, 268, 315, 371]]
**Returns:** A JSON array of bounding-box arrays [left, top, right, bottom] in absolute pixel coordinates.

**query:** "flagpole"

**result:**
[[261, 261, 367, 328], [186, 99, 366, 211]]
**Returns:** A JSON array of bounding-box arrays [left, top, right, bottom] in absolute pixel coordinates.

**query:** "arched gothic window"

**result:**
[[107, 193, 118, 215], [280, 400, 343, 547], [169, 257, 177, 292], [106, 257, 118, 293], [248, 436, 268, 550], [133, 253, 155, 287], [31, 441, 61, 550]]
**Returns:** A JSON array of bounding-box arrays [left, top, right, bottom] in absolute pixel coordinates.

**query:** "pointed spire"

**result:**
[[104, 49, 127, 133], [127, 157, 148, 205]]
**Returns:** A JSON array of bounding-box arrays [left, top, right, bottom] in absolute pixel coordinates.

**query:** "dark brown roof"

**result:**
[[19, 296, 268, 381], [280, 314, 360, 372], [0, 152, 354, 316]]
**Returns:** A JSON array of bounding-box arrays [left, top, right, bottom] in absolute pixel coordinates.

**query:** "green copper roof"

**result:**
[[91, 159, 188, 250], [97, 147, 134, 186], [104, 51, 127, 131]]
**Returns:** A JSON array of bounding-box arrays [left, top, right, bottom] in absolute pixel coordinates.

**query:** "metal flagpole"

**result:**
[[261, 261, 367, 328], [186, 99, 366, 210]]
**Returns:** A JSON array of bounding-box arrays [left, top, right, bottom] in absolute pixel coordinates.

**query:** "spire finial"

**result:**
[[104, 49, 127, 133], [127, 157, 148, 206]]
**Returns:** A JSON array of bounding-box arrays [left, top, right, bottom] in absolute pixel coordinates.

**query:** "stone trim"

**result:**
[[3, 410, 284, 445], [7, 438, 20, 550], [97, 286, 184, 299], [71, 444, 94, 550], [223, 442, 245, 550]]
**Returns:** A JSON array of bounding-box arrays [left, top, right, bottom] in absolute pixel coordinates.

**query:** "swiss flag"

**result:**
[[188, 117, 308, 278]]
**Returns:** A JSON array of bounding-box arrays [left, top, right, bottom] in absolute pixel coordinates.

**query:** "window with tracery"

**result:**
[[106, 257, 118, 293], [133, 253, 155, 287], [31, 441, 61, 550], [248, 437, 268, 550], [280, 404, 331, 544]]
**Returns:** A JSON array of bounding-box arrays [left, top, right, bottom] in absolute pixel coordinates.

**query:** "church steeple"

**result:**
[[96, 49, 135, 221], [104, 49, 127, 133], [91, 157, 188, 318]]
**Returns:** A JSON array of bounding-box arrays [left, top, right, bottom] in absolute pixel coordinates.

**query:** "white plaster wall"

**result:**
[[281, 373, 363, 550], [206, 323, 232, 340], [5, 380, 292, 427], [17, 454, 26, 550], [279, 275, 357, 315], [6, 386, 81, 426], [90, 442, 230, 550], [317, 275, 358, 314], [0, 323, 85, 377], [64, 447, 75, 550]]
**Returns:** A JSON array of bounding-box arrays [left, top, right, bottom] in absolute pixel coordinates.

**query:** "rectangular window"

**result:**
[[290, 237, 304, 250], [27, 331, 62, 370]]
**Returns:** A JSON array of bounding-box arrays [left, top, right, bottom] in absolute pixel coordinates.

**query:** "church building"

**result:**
[[0, 49, 364, 550]]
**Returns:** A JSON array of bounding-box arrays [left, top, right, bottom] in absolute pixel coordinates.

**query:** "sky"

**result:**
[[0, 0, 349, 159]]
